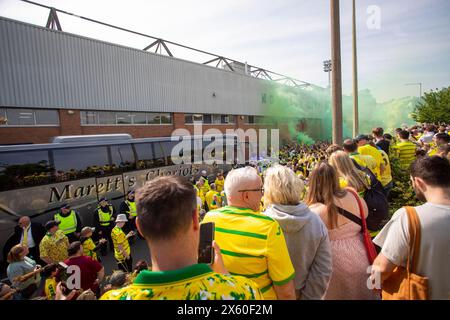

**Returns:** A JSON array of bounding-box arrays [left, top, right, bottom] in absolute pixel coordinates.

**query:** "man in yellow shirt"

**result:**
[[392, 130, 417, 170], [203, 167, 296, 300], [199, 170, 211, 195], [355, 134, 384, 181], [343, 139, 377, 174], [39, 220, 69, 265], [196, 179, 206, 209], [101, 176, 262, 300], [111, 214, 134, 272], [214, 171, 225, 193]]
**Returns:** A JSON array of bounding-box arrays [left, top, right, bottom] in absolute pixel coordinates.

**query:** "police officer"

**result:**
[[54, 203, 82, 243], [120, 190, 137, 240], [93, 197, 115, 255]]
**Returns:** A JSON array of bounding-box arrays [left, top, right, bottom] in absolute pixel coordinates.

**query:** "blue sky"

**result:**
[[0, 0, 449, 102]]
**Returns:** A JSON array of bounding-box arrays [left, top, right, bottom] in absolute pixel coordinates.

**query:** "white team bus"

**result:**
[[0, 133, 245, 270]]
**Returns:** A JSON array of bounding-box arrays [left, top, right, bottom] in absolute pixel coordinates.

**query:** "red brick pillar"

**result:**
[[59, 109, 82, 136], [236, 115, 245, 130]]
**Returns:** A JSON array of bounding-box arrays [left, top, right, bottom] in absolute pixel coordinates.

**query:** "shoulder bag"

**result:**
[[381, 206, 429, 300], [337, 188, 378, 264]]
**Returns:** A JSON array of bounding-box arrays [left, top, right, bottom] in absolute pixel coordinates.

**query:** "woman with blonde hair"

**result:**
[[7, 244, 41, 299], [263, 164, 332, 300], [306, 162, 379, 300], [328, 151, 369, 194]]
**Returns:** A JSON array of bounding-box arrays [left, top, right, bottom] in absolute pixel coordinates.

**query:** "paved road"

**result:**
[[100, 237, 151, 275]]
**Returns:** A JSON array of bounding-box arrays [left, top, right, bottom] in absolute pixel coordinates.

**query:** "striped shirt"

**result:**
[[394, 141, 417, 169], [111, 226, 130, 262], [202, 206, 295, 300]]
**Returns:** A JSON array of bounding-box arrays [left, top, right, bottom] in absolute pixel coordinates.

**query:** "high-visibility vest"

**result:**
[[54, 210, 77, 235], [126, 200, 137, 217], [97, 205, 113, 226]]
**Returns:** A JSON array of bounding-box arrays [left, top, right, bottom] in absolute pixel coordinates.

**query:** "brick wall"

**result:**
[[0, 109, 282, 144], [0, 126, 61, 144]]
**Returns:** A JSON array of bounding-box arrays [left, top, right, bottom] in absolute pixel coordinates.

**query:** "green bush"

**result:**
[[388, 157, 423, 216]]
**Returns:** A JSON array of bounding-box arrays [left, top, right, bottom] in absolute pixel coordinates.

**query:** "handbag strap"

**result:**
[[404, 206, 422, 273], [337, 207, 363, 228], [346, 188, 369, 233]]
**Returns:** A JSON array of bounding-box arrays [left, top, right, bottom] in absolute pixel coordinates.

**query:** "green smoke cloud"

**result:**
[[262, 83, 418, 142]]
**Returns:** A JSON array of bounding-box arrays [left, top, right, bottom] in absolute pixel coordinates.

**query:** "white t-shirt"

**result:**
[[374, 202, 450, 300], [419, 132, 434, 144]]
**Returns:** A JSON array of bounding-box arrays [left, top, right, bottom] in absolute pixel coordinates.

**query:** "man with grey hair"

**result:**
[[4, 216, 45, 265], [202, 167, 296, 300]]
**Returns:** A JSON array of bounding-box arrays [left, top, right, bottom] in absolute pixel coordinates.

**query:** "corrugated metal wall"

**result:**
[[0, 16, 272, 115]]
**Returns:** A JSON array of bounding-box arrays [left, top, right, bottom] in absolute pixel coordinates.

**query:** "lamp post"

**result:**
[[405, 83, 422, 97], [330, 0, 343, 145], [323, 60, 332, 88], [352, 0, 359, 137]]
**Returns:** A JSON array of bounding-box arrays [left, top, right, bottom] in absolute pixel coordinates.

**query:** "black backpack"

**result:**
[[351, 159, 389, 231]]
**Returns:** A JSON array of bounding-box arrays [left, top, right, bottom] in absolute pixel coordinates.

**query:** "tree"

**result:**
[[411, 87, 450, 123]]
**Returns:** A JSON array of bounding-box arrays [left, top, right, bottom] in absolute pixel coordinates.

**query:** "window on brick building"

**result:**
[[147, 113, 161, 124], [244, 115, 255, 124], [0, 107, 59, 126], [185, 114, 236, 125], [81, 111, 173, 125], [98, 112, 116, 125], [160, 113, 172, 124]]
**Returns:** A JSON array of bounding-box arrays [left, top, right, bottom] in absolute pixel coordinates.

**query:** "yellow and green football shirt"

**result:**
[[214, 177, 225, 193], [111, 226, 130, 262], [82, 237, 98, 261], [358, 144, 383, 180], [100, 264, 263, 300], [205, 190, 220, 211], [393, 141, 417, 169], [44, 277, 57, 300], [202, 206, 295, 300]]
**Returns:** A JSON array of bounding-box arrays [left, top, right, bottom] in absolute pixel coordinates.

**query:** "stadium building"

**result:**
[[0, 14, 327, 145]]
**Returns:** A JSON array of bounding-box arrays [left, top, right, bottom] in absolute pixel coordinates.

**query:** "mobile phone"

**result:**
[[198, 222, 215, 264]]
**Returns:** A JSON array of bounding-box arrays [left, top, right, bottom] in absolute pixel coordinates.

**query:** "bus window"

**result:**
[[160, 141, 178, 166], [52, 146, 109, 180], [0, 150, 51, 190], [110, 144, 136, 172], [202, 139, 219, 163], [192, 138, 203, 164], [134, 142, 156, 169], [153, 142, 166, 167]]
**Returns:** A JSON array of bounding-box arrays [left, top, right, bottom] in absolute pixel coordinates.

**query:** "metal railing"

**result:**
[[18, 0, 321, 90]]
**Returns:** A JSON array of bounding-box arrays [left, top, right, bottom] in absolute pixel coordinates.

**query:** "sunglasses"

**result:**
[[238, 188, 264, 194]]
